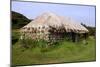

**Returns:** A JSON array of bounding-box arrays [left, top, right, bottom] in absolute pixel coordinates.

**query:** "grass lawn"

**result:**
[[12, 35, 96, 66]]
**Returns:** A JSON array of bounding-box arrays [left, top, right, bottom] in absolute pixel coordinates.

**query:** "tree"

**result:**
[[81, 23, 95, 36]]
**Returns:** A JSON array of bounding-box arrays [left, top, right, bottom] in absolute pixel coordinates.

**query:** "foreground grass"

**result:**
[[12, 36, 96, 66]]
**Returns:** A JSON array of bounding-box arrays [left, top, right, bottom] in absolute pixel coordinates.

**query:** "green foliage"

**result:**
[[87, 27, 95, 36], [19, 38, 36, 48], [19, 36, 64, 49], [19, 38, 49, 49], [12, 31, 20, 45], [12, 11, 31, 29], [12, 36, 96, 65], [81, 23, 96, 36]]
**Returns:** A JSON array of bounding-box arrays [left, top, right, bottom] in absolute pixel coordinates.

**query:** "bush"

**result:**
[[19, 38, 50, 49], [19, 37, 64, 51], [37, 39, 48, 48], [19, 38, 37, 48], [12, 31, 20, 45]]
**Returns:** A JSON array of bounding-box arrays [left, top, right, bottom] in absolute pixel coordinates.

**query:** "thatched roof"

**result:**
[[21, 12, 89, 33]]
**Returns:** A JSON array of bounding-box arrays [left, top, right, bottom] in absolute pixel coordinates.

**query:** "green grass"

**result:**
[[12, 36, 96, 66]]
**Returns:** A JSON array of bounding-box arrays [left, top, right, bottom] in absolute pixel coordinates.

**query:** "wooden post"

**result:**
[[75, 33, 79, 42], [75, 33, 77, 42], [83, 33, 88, 45], [71, 32, 75, 42], [71, 32, 80, 42], [84, 33, 87, 40]]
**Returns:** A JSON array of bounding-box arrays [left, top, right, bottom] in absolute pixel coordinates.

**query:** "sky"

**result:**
[[12, 1, 96, 27]]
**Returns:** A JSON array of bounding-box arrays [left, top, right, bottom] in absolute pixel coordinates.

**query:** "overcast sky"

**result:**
[[12, 1, 95, 27]]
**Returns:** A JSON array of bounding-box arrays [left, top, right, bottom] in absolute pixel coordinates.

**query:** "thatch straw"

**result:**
[[21, 12, 89, 34]]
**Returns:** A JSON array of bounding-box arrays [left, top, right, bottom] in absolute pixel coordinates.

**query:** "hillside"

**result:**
[[12, 11, 31, 29]]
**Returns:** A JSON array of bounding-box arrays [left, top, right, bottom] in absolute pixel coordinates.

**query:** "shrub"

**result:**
[[12, 31, 20, 45], [19, 38, 38, 48], [19, 38, 50, 49]]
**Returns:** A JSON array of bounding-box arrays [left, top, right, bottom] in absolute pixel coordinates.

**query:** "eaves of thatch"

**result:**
[[21, 12, 89, 33]]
